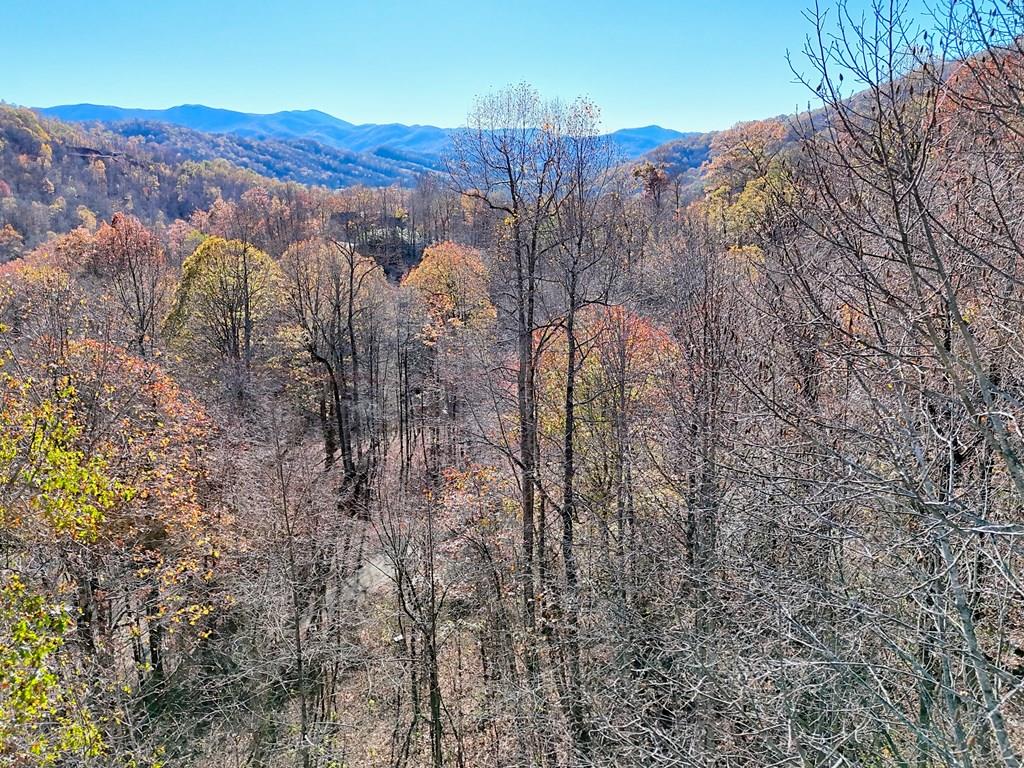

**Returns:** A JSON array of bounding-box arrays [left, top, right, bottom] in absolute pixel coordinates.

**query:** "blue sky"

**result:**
[[3, 0, 927, 132]]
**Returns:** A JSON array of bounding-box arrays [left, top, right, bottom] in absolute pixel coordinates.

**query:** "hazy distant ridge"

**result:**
[[39, 103, 689, 161]]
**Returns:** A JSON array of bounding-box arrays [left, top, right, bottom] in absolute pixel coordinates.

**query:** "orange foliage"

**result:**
[[705, 118, 789, 196], [403, 241, 495, 341], [90, 212, 165, 276], [535, 305, 679, 440], [21, 338, 223, 640]]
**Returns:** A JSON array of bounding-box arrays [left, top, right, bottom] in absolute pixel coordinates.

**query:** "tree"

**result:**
[[0, 360, 119, 766], [403, 241, 495, 341], [0, 223, 23, 262], [280, 236, 391, 503], [449, 85, 565, 666], [166, 236, 280, 396], [92, 212, 169, 357]]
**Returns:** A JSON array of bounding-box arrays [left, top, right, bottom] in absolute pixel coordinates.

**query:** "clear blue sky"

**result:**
[[2, 0, 928, 132]]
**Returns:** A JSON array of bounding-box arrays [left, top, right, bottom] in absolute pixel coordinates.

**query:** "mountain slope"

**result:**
[[0, 104, 307, 258], [607, 125, 690, 157], [39, 103, 685, 161], [109, 120, 442, 187], [41, 104, 362, 147], [644, 131, 716, 176]]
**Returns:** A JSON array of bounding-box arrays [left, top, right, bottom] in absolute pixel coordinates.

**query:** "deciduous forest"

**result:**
[[4, 2, 1024, 766]]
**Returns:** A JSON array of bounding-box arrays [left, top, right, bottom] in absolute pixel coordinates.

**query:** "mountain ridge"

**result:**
[[38, 102, 689, 161]]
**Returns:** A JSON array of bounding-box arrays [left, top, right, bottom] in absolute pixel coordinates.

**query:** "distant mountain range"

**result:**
[[38, 103, 692, 168], [99, 120, 447, 188]]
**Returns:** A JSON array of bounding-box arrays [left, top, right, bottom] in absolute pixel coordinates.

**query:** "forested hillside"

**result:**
[[0, 105, 459, 265], [105, 120, 445, 188], [0, 105, 700, 258], [5, 2, 1024, 768], [0, 105, 292, 257]]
